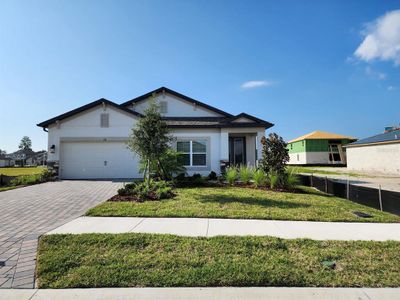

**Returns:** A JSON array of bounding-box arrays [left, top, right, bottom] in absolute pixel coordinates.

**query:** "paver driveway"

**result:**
[[0, 180, 122, 289]]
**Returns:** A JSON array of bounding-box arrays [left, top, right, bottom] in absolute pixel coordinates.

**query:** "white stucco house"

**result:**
[[37, 87, 273, 179], [345, 128, 400, 175]]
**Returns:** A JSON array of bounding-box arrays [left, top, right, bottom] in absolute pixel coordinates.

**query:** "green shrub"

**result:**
[[117, 179, 173, 200], [253, 169, 267, 188], [283, 170, 300, 190], [225, 167, 237, 186], [173, 173, 208, 188], [268, 171, 280, 189], [238, 165, 253, 184], [207, 171, 218, 181], [9, 169, 52, 186]]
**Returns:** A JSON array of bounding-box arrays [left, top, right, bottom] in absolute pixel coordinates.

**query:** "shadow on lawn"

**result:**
[[196, 193, 310, 209]]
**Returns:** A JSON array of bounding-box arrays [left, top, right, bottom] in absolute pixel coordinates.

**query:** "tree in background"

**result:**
[[19, 136, 32, 150], [127, 100, 178, 181], [0, 149, 6, 155], [259, 132, 289, 175]]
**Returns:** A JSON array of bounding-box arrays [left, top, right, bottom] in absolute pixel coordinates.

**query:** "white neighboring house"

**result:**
[[345, 128, 400, 175], [37, 87, 274, 179]]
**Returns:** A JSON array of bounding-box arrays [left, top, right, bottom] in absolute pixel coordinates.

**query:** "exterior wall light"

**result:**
[[50, 145, 56, 153]]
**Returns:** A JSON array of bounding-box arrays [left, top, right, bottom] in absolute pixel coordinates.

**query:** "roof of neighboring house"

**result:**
[[288, 131, 357, 143], [0, 154, 12, 160], [346, 129, 400, 147], [37, 99, 142, 128], [121, 87, 233, 117], [37, 88, 274, 130]]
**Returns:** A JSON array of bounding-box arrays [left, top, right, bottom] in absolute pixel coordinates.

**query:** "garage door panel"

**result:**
[[60, 142, 140, 179]]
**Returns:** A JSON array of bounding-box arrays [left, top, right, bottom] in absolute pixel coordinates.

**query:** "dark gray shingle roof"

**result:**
[[347, 129, 400, 147]]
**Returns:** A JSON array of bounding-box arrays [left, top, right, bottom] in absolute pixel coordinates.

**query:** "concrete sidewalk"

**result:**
[[47, 217, 400, 241], [1, 287, 400, 300]]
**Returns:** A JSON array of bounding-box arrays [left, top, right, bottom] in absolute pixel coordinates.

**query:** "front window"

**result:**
[[177, 139, 207, 166]]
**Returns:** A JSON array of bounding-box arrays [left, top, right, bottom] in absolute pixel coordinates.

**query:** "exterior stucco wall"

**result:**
[[347, 143, 400, 175], [47, 105, 138, 162], [132, 93, 223, 117]]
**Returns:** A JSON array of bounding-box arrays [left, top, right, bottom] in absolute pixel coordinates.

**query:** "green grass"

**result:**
[[0, 167, 46, 176], [37, 233, 400, 288], [86, 187, 400, 222], [0, 186, 18, 192], [288, 166, 368, 178]]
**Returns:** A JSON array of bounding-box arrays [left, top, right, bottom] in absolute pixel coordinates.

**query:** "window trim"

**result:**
[[175, 137, 211, 170]]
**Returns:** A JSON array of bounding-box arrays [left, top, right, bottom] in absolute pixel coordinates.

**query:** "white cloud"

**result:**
[[354, 10, 400, 65], [388, 85, 396, 91], [241, 80, 275, 89], [365, 66, 387, 80]]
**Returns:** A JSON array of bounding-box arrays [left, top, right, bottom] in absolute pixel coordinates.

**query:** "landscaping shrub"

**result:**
[[115, 179, 173, 201], [238, 165, 253, 184], [173, 173, 209, 188], [283, 170, 300, 190], [9, 169, 52, 187], [207, 171, 217, 181], [267, 171, 280, 189], [225, 167, 237, 186], [253, 169, 267, 188]]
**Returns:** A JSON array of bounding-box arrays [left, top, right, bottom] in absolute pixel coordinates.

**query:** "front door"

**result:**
[[229, 137, 246, 166]]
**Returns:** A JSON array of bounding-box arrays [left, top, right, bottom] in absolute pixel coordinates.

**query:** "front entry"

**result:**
[[229, 137, 246, 166]]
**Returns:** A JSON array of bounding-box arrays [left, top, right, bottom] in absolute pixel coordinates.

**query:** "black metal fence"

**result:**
[[0, 174, 17, 186], [298, 174, 400, 216]]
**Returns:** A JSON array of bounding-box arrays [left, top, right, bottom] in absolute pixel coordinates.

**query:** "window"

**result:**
[[159, 101, 168, 114], [100, 113, 109, 128], [177, 139, 207, 167]]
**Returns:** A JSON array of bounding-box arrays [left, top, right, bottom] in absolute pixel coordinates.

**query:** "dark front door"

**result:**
[[229, 137, 246, 166]]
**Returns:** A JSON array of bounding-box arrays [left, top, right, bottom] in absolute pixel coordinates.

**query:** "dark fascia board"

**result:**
[[37, 98, 142, 128], [168, 123, 272, 129], [120, 86, 233, 117], [221, 112, 274, 128], [162, 116, 225, 121]]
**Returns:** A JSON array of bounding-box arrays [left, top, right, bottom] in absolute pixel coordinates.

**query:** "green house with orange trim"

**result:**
[[287, 131, 357, 165]]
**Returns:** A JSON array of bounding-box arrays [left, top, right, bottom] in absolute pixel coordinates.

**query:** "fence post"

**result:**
[[0, 174, 2, 186], [325, 176, 328, 193], [378, 185, 383, 211], [346, 179, 350, 199], [310, 174, 313, 187]]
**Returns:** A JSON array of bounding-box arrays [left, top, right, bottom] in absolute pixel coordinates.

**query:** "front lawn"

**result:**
[[37, 233, 400, 288], [86, 187, 400, 222], [0, 166, 46, 176]]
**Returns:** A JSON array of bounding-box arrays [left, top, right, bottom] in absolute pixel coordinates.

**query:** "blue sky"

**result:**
[[0, 0, 399, 152]]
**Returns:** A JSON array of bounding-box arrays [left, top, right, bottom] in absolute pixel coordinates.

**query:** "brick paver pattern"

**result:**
[[0, 180, 122, 288]]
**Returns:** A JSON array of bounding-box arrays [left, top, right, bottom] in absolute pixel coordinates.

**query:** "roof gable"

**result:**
[[37, 99, 141, 128], [121, 87, 233, 117]]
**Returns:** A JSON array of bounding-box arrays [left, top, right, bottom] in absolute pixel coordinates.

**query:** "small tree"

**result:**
[[19, 136, 32, 150], [0, 149, 6, 155], [259, 133, 289, 175], [126, 101, 174, 180]]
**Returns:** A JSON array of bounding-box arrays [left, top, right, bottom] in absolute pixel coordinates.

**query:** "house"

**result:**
[[0, 155, 14, 167], [7, 149, 47, 166], [287, 131, 356, 165], [37, 87, 273, 179], [8, 149, 37, 166], [345, 127, 400, 175]]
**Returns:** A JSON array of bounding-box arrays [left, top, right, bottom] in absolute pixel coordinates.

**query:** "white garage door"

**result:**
[[60, 141, 141, 179]]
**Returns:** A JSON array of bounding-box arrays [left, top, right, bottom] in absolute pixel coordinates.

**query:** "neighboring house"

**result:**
[[8, 149, 36, 166], [0, 155, 14, 167], [37, 87, 273, 179], [345, 128, 400, 175], [287, 131, 356, 165]]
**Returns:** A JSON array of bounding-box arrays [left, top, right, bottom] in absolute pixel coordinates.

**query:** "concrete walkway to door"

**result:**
[[47, 216, 400, 241]]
